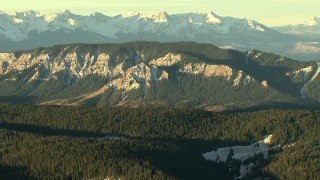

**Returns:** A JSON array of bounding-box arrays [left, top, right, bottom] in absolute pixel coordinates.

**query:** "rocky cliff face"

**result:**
[[0, 42, 318, 108]]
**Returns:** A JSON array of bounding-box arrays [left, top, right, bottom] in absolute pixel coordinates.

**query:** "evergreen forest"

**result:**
[[0, 103, 319, 179]]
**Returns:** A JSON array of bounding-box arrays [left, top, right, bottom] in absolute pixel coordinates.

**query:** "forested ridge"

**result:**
[[1, 41, 320, 108], [0, 103, 319, 179]]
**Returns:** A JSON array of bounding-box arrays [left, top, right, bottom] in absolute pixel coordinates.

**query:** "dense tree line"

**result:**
[[0, 104, 319, 179], [1, 104, 318, 144]]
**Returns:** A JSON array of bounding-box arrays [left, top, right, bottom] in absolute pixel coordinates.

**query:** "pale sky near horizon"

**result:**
[[0, 0, 319, 26]]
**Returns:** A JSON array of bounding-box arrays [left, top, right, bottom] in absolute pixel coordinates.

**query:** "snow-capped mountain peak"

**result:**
[[303, 17, 320, 26], [139, 11, 169, 22], [121, 11, 140, 18], [1, 10, 295, 58], [24, 10, 43, 17], [0, 10, 273, 42], [9, 11, 18, 16], [44, 10, 74, 22], [286, 17, 320, 27], [206, 11, 222, 24], [44, 10, 78, 26], [59, 9, 72, 16], [274, 16, 320, 36], [5, 10, 43, 18]]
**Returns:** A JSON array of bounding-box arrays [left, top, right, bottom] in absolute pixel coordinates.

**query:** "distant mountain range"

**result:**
[[0, 10, 319, 61], [0, 42, 320, 109], [274, 17, 320, 35]]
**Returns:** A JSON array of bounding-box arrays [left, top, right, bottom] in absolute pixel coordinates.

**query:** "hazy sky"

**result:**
[[1, 0, 319, 26]]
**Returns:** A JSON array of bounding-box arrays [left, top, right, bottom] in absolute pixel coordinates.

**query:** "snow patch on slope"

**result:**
[[44, 14, 58, 22], [67, 18, 77, 26], [203, 135, 273, 179], [246, 19, 265, 32], [13, 17, 23, 23], [246, 51, 252, 66], [203, 135, 273, 163], [219, 46, 233, 49], [293, 66, 313, 76], [300, 63, 320, 99], [255, 53, 262, 58]]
